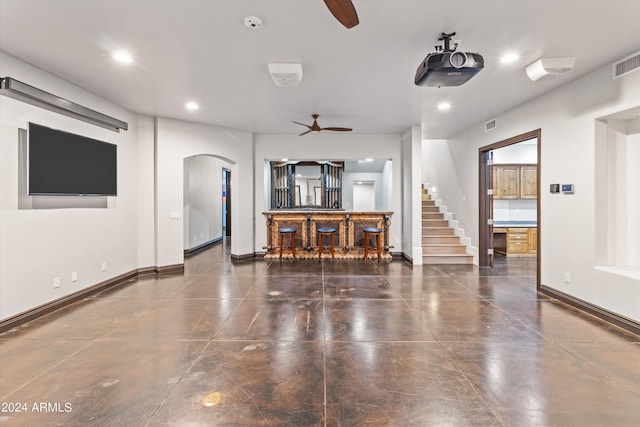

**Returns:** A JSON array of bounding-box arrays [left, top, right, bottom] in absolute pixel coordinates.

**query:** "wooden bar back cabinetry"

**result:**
[[493, 164, 537, 199]]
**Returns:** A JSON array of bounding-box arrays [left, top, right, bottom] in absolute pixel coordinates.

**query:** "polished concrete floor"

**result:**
[[1, 243, 639, 426]]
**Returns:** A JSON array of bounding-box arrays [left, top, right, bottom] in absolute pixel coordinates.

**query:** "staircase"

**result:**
[[422, 190, 473, 264]]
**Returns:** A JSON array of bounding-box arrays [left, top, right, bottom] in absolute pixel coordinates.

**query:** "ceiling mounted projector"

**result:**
[[268, 63, 303, 87], [415, 32, 484, 87], [525, 57, 575, 81]]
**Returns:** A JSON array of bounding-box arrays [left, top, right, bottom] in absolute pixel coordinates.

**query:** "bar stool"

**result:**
[[278, 227, 297, 259], [317, 227, 336, 260], [363, 227, 382, 262]]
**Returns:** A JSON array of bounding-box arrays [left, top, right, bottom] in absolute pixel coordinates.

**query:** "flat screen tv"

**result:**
[[28, 122, 117, 196]]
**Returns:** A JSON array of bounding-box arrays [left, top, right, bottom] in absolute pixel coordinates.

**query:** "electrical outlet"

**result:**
[[101, 262, 107, 272], [71, 272, 77, 282], [564, 273, 571, 284], [53, 277, 60, 288]]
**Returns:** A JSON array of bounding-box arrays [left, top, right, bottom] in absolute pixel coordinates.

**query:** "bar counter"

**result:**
[[263, 210, 393, 260]]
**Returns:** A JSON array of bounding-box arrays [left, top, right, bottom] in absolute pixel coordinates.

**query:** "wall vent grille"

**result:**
[[485, 119, 496, 132], [613, 51, 640, 80]]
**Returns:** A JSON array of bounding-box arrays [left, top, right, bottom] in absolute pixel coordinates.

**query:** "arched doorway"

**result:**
[[183, 155, 234, 256]]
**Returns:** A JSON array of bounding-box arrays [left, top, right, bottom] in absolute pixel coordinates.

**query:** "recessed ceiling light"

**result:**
[[500, 52, 519, 64], [365, 158, 373, 162], [438, 102, 451, 111], [185, 101, 199, 111], [113, 50, 133, 64], [281, 158, 289, 161]]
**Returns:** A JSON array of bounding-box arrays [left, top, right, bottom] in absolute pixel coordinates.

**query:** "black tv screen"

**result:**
[[28, 122, 117, 196]]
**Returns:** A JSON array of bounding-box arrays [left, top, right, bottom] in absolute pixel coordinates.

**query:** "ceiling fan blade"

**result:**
[[293, 121, 311, 129], [299, 130, 313, 136], [321, 127, 353, 132], [323, 0, 359, 29]]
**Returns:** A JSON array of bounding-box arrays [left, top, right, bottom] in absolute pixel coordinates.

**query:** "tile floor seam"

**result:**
[[322, 260, 328, 427]]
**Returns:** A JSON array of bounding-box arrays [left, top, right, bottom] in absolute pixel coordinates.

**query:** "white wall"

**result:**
[[382, 159, 394, 213], [597, 118, 640, 268], [422, 59, 640, 322], [352, 182, 375, 211], [342, 171, 388, 211], [155, 118, 253, 266], [493, 200, 537, 222], [137, 115, 156, 269], [401, 127, 422, 264], [492, 140, 538, 164], [254, 133, 403, 254], [492, 140, 538, 222], [184, 155, 230, 250], [0, 53, 142, 320]]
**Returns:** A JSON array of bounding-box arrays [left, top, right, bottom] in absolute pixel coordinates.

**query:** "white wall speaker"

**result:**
[[525, 57, 575, 81]]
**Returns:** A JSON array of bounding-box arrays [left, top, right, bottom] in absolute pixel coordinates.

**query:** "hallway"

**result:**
[[1, 244, 639, 426]]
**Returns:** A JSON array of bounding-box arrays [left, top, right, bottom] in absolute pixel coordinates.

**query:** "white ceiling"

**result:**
[[1, 0, 639, 139]]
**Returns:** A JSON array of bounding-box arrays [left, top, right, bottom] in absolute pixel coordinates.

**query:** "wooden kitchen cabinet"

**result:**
[[493, 226, 537, 256], [520, 165, 538, 199], [492, 164, 537, 199], [529, 228, 538, 254], [506, 227, 530, 254], [493, 165, 520, 199]]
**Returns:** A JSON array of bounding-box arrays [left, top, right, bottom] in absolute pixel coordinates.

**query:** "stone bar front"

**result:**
[[263, 211, 393, 260]]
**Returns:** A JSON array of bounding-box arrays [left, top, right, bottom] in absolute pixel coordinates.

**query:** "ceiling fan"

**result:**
[[323, 0, 359, 28], [293, 114, 353, 136]]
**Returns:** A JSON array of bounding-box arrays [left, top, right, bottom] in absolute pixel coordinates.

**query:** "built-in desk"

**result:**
[[263, 211, 393, 260], [493, 221, 537, 256]]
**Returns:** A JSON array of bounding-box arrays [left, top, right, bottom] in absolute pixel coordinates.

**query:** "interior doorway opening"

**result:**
[[479, 129, 541, 290], [183, 155, 233, 257]]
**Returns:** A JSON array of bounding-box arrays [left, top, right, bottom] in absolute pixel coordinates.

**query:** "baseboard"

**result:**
[[0, 264, 185, 334], [0, 269, 138, 334], [184, 237, 223, 258], [231, 253, 256, 262], [540, 284, 640, 337], [156, 263, 185, 275], [137, 266, 157, 276]]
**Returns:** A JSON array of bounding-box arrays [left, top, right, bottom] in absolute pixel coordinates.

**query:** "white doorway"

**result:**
[[353, 181, 375, 211]]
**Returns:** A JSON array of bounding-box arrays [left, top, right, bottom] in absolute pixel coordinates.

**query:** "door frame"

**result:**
[[479, 129, 541, 290], [223, 168, 231, 237]]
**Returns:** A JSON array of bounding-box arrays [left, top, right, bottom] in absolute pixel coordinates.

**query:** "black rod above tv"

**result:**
[[0, 77, 128, 132]]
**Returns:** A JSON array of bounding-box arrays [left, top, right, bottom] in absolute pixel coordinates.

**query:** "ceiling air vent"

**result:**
[[613, 51, 640, 80], [485, 119, 496, 132]]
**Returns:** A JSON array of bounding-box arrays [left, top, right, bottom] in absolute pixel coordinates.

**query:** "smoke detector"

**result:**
[[244, 16, 263, 29], [526, 57, 575, 81], [267, 63, 303, 87]]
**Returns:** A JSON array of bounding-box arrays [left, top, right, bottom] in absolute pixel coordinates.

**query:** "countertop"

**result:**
[[493, 221, 537, 228]]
